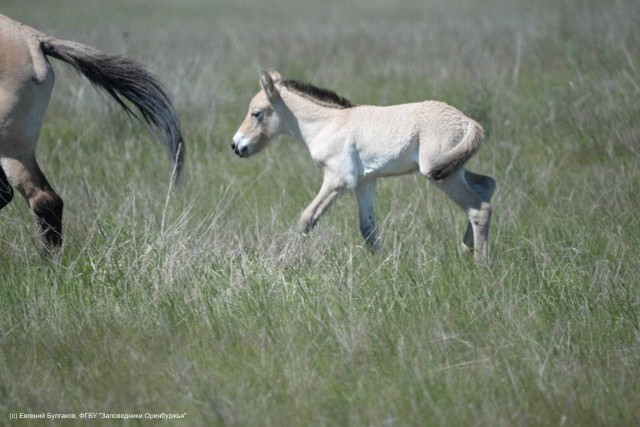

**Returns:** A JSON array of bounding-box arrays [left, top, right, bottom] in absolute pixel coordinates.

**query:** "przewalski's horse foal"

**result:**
[[0, 14, 183, 247], [233, 69, 495, 262]]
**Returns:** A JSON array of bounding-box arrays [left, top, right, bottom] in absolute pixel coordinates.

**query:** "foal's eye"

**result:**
[[251, 110, 263, 119]]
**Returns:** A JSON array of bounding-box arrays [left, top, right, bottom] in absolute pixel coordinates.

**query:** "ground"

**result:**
[[1, 0, 639, 425]]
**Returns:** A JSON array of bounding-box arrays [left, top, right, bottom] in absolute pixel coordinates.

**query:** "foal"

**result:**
[[0, 14, 183, 247], [232, 69, 495, 262]]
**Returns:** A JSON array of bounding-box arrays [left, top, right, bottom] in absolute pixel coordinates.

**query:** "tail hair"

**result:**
[[41, 37, 184, 185], [428, 121, 483, 181]]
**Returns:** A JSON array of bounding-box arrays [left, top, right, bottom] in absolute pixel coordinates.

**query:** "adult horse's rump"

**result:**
[[0, 14, 183, 247]]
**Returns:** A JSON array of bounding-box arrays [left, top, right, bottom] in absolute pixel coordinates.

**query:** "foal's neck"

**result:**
[[279, 90, 342, 146]]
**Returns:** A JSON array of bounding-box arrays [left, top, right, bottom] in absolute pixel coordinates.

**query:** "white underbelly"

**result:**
[[360, 151, 419, 178]]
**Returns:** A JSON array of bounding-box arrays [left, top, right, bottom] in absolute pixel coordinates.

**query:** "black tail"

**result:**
[[41, 37, 184, 185], [428, 121, 483, 181]]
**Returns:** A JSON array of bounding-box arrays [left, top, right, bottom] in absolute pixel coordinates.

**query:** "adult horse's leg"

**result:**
[[2, 155, 63, 247], [432, 169, 492, 263], [355, 180, 380, 252], [461, 170, 496, 252], [0, 167, 14, 209]]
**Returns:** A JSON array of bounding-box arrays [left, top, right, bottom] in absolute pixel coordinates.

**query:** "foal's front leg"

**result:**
[[298, 173, 349, 235], [355, 180, 380, 252]]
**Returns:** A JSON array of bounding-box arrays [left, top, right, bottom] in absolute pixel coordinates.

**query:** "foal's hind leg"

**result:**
[[461, 170, 496, 252], [432, 169, 492, 263], [2, 156, 64, 247]]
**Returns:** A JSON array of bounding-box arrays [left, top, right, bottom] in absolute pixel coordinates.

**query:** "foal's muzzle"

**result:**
[[230, 142, 248, 157], [231, 132, 249, 157]]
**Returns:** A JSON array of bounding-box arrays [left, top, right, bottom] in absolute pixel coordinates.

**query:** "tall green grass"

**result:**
[[1, 0, 639, 425]]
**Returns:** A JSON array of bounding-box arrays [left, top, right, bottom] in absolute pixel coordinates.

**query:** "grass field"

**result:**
[[1, 0, 639, 425]]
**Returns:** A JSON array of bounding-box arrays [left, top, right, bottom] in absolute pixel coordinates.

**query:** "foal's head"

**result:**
[[232, 69, 286, 158]]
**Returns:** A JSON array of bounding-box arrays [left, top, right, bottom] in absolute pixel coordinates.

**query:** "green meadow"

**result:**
[[1, 0, 639, 425]]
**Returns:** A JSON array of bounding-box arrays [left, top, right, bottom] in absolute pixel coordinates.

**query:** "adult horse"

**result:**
[[232, 69, 495, 262], [0, 14, 183, 247]]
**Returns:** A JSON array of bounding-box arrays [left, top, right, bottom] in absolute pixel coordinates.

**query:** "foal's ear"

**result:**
[[260, 69, 280, 101], [266, 68, 282, 83]]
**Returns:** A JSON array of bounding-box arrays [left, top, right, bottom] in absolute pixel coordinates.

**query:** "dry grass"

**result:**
[[1, 0, 639, 425]]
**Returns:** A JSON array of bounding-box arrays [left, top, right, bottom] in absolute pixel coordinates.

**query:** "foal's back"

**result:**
[[347, 100, 478, 164]]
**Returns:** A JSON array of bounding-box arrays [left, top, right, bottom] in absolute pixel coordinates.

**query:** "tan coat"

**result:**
[[0, 14, 183, 247], [233, 69, 495, 262]]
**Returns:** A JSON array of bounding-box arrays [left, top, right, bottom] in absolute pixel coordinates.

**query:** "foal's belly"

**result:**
[[359, 152, 419, 179]]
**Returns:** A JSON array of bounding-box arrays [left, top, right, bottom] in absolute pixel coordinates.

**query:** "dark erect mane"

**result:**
[[283, 79, 355, 109]]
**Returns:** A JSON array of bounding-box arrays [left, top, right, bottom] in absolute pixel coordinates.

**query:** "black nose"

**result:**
[[231, 142, 236, 150], [234, 146, 248, 157]]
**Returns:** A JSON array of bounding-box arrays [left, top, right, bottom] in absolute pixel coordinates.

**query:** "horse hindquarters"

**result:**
[[0, 39, 63, 247], [418, 119, 483, 182]]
